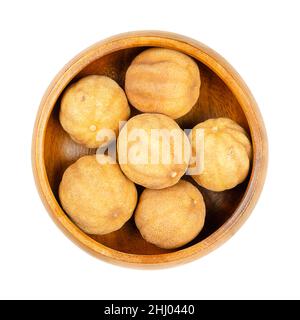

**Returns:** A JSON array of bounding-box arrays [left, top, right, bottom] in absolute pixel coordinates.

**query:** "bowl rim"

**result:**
[[32, 31, 268, 268]]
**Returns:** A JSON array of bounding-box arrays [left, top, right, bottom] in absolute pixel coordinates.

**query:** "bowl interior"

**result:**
[[44, 46, 251, 255]]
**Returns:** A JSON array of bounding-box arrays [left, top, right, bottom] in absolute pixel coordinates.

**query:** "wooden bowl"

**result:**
[[32, 31, 268, 268]]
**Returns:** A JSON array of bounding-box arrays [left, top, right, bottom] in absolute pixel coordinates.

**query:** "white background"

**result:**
[[0, 0, 299, 300]]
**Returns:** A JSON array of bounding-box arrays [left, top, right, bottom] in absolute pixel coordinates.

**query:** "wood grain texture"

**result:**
[[32, 31, 268, 268]]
